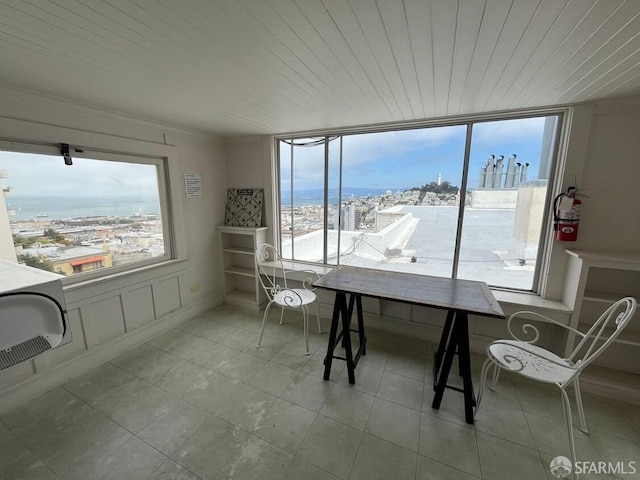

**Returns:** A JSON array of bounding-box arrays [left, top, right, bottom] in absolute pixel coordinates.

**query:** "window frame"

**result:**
[[0, 138, 179, 285], [273, 107, 568, 294]]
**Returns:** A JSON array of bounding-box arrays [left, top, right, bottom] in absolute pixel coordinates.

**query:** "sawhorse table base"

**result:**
[[432, 310, 476, 424], [323, 292, 367, 384]]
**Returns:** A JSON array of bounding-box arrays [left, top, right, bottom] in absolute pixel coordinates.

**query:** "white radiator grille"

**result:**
[[0, 336, 51, 370]]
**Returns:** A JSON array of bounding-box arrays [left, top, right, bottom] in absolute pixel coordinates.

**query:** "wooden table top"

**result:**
[[313, 265, 505, 319]]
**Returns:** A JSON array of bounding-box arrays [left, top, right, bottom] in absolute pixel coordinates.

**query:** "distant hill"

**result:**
[[281, 187, 405, 206]]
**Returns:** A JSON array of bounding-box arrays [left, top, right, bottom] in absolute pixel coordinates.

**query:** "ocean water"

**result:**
[[5, 195, 161, 221], [6, 188, 389, 221]]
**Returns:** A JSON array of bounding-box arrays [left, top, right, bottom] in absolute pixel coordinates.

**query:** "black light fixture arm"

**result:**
[[60, 143, 72, 165]]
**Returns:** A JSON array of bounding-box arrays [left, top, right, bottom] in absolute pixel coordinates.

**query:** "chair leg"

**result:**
[[490, 365, 501, 391], [302, 305, 310, 355], [279, 306, 285, 325], [475, 357, 493, 418], [560, 388, 579, 480], [573, 377, 588, 434], [315, 302, 322, 333], [257, 302, 273, 348]]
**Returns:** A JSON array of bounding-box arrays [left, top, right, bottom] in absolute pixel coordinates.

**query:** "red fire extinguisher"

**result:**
[[553, 187, 581, 241]]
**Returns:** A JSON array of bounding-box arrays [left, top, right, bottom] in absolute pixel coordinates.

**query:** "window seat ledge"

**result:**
[[492, 289, 571, 313], [270, 261, 573, 313], [261, 261, 333, 280]]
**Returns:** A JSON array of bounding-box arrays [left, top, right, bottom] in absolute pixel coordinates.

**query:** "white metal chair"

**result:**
[[255, 243, 322, 355], [475, 297, 637, 478]]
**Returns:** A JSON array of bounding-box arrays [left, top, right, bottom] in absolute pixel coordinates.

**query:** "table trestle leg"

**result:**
[[323, 292, 367, 385], [323, 291, 345, 381], [432, 312, 475, 424]]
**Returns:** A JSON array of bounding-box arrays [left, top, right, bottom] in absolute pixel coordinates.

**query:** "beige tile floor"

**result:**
[[1, 304, 639, 480]]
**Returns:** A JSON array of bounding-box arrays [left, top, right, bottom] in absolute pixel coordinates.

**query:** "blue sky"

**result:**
[[281, 115, 555, 192]]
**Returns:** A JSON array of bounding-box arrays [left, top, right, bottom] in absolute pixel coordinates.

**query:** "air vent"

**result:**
[[0, 336, 52, 370]]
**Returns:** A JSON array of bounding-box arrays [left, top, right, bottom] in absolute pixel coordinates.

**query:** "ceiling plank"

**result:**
[[404, 0, 435, 118], [294, 0, 394, 121], [429, 0, 458, 116], [506, 0, 625, 109], [465, 0, 541, 113], [447, 0, 487, 115], [456, 0, 512, 115], [376, 0, 424, 119], [481, 0, 570, 112], [349, 0, 415, 120]]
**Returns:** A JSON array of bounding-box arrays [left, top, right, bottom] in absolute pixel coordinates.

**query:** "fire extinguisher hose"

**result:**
[[552, 192, 564, 230]]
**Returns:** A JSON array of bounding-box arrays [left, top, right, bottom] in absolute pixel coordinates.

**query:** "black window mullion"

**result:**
[[337, 136, 344, 266], [451, 123, 473, 279], [323, 136, 329, 263], [290, 139, 295, 260]]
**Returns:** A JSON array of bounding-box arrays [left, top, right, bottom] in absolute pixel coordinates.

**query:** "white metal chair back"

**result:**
[[503, 296, 636, 379], [567, 296, 636, 370], [255, 243, 288, 302]]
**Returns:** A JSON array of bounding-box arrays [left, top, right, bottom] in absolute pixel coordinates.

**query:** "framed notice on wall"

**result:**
[[224, 188, 264, 227], [184, 173, 202, 198]]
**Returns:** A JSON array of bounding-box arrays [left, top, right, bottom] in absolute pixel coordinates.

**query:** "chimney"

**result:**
[[479, 165, 487, 188], [485, 155, 495, 188], [521, 163, 529, 183], [505, 154, 516, 188], [494, 155, 505, 189]]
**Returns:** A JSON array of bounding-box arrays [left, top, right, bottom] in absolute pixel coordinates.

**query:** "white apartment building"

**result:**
[[333, 203, 361, 232]]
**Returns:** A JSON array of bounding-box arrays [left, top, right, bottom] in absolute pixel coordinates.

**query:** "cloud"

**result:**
[[472, 116, 547, 143], [341, 126, 465, 167], [0, 151, 159, 197], [280, 125, 467, 189]]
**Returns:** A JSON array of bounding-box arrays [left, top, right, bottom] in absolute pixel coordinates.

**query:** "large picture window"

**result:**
[[0, 146, 171, 281], [278, 112, 562, 291]]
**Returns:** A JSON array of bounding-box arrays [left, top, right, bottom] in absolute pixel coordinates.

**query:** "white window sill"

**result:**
[[491, 289, 571, 313], [273, 261, 572, 313]]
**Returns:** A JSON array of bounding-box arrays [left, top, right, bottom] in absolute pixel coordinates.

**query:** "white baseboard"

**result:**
[[579, 365, 640, 405], [0, 293, 223, 415]]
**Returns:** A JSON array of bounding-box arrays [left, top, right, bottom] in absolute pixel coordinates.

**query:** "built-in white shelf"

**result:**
[[563, 249, 640, 392], [222, 245, 254, 255], [223, 266, 255, 277], [218, 226, 267, 311]]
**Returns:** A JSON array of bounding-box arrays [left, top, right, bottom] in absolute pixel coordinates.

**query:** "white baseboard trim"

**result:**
[[578, 377, 640, 405], [578, 366, 640, 405], [0, 293, 223, 415]]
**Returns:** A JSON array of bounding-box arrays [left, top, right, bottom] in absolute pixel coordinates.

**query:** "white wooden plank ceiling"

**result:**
[[1, 0, 639, 137]]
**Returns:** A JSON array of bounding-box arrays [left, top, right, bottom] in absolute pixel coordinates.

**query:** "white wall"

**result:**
[[576, 98, 640, 252], [224, 135, 274, 239], [0, 86, 227, 412]]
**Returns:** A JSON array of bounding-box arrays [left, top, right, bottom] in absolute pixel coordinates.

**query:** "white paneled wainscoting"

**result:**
[[0, 259, 222, 415]]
